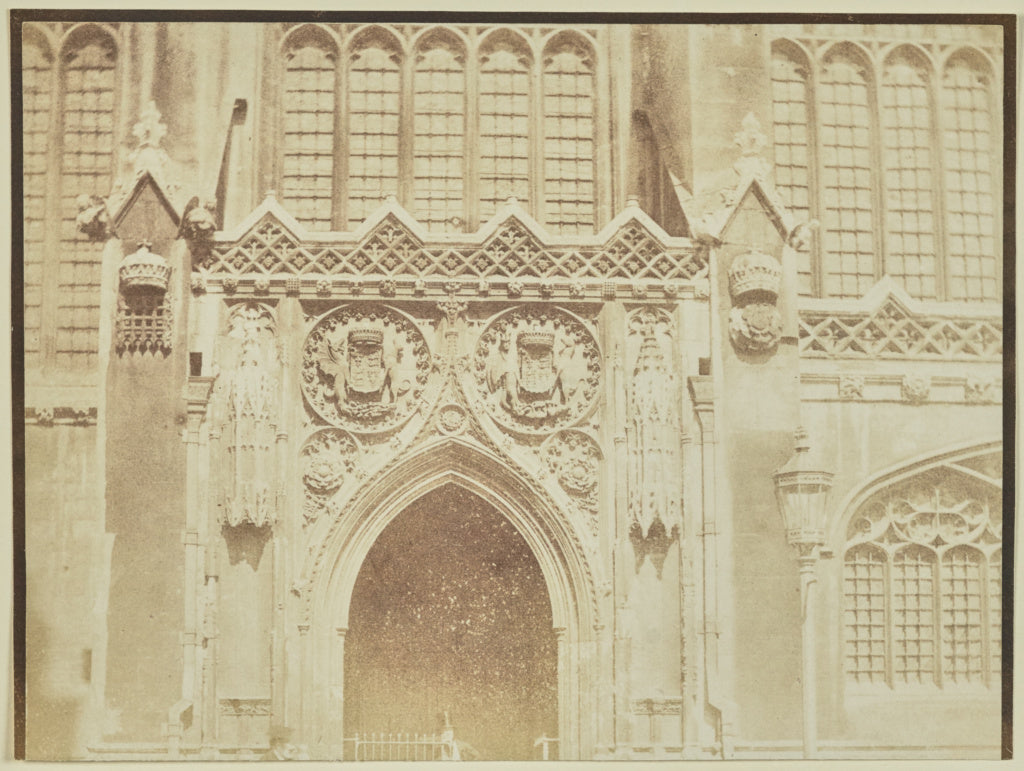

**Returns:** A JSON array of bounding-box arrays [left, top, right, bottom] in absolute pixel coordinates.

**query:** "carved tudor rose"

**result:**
[[473, 306, 601, 434], [541, 429, 602, 538], [302, 304, 433, 433], [301, 428, 360, 523], [727, 250, 783, 355]]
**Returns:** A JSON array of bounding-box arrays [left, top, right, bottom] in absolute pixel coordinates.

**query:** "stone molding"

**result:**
[[24, 405, 97, 427], [800, 373, 1002, 405]]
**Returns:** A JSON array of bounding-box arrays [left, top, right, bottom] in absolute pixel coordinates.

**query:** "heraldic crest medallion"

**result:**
[[302, 305, 433, 432], [473, 306, 601, 433]]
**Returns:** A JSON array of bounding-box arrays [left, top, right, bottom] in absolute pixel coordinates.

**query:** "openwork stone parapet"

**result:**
[[195, 197, 707, 293], [798, 279, 1001, 362]]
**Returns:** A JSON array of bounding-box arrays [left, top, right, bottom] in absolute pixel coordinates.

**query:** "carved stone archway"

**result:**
[[297, 436, 599, 759]]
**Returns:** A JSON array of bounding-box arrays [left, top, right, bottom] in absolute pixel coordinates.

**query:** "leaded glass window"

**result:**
[[281, 34, 337, 230], [58, 33, 116, 369], [543, 41, 595, 235], [413, 39, 465, 233], [22, 34, 52, 363], [843, 459, 1001, 688], [479, 40, 531, 220], [347, 41, 400, 227]]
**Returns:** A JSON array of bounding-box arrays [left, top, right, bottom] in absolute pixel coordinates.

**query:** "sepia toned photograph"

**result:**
[[12, 10, 1011, 762]]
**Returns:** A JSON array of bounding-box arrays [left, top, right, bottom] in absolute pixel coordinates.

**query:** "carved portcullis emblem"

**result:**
[[473, 306, 601, 434], [302, 305, 433, 433]]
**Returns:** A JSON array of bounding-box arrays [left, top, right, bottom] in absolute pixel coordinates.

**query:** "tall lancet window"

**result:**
[[819, 48, 876, 299], [882, 49, 936, 299], [413, 37, 466, 233], [478, 37, 531, 220], [281, 30, 337, 230], [942, 53, 997, 302], [22, 32, 52, 364], [59, 29, 116, 369], [543, 38, 595, 235], [771, 44, 813, 295], [347, 36, 400, 227]]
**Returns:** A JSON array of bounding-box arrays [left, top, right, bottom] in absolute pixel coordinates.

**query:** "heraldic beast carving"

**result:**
[[302, 305, 432, 433], [474, 307, 601, 433]]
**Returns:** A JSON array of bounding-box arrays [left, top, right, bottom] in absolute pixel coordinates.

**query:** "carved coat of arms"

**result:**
[[475, 308, 601, 433]]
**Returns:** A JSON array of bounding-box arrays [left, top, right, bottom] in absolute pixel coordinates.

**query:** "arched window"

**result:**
[[347, 39, 400, 227], [881, 49, 936, 299], [771, 45, 813, 295], [22, 30, 53, 363], [281, 30, 338, 230], [543, 38, 595, 235], [413, 37, 466, 232], [479, 38, 531, 220], [57, 27, 117, 369], [942, 52, 997, 302], [818, 47, 876, 299], [771, 39, 1001, 303], [842, 459, 1001, 688]]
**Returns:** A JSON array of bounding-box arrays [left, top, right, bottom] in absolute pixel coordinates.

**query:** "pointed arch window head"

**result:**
[[771, 38, 1000, 303], [818, 49, 875, 299], [22, 33, 53, 363], [882, 50, 936, 300], [479, 39, 531, 220], [543, 40, 595, 235], [347, 40, 400, 227], [281, 32, 338, 231], [58, 29, 117, 369], [771, 46, 813, 295], [842, 460, 1001, 689], [942, 53, 997, 302], [413, 39, 466, 233]]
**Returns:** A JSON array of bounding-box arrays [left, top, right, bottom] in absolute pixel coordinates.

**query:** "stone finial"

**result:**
[[129, 101, 171, 178], [733, 112, 770, 179]]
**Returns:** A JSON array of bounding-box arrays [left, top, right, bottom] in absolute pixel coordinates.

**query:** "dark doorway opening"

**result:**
[[345, 484, 558, 760]]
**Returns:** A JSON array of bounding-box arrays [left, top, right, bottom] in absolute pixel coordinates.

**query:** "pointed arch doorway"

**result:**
[[344, 485, 558, 760], [302, 440, 596, 760]]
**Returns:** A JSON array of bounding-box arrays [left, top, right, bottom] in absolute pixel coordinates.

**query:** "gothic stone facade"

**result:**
[[21, 19, 1004, 760]]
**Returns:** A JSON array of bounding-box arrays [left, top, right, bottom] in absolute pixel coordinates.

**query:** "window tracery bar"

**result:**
[[479, 44, 530, 220], [543, 44, 595, 235], [881, 53, 937, 299], [818, 52, 876, 298], [843, 545, 887, 683], [347, 43, 400, 227], [22, 39, 52, 363], [941, 547, 984, 683], [771, 49, 814, 296], [58, 37, 115, 369], [842, 462, 1001, 689], [282, 42, 337, 230], [942, 56, 997, 302], [413, 43, 466, 233], [892, 547, 935, 684]]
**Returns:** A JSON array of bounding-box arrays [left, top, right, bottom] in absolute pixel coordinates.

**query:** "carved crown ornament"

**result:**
[[727, 250, 783, 355]]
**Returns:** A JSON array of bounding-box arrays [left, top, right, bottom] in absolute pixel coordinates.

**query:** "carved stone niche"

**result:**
[[726, 250, 782, 355], [115, 241, 173, 354]]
